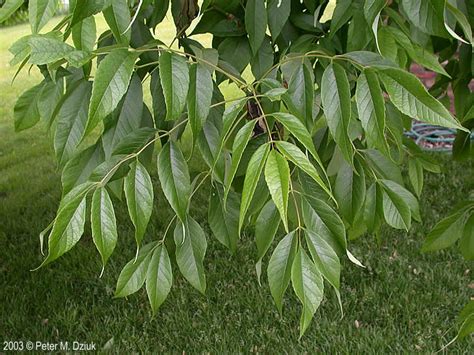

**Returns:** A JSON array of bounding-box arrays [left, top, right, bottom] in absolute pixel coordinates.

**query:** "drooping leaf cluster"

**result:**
[[4, 0, 473, 336]]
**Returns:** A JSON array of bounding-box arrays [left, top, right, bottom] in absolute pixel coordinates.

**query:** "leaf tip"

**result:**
[[30, 257, 49, 272], [255, 260, 262, 286], [346, 250, 366, 268], [99, 265, 105, 278], [198, 282, 207, 295], [133, 246, 140, 263]]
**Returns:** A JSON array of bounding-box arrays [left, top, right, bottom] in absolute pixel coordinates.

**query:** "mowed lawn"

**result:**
[[0, 17, 473, 353]]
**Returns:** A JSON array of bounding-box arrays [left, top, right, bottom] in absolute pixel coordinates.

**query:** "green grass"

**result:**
[[0, 19, 473, 353]]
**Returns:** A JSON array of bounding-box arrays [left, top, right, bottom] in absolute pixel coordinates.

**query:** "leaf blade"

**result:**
[[115, 242, 155, 298], [28, 35, 74, 65], [264, 150, 290, 232], [255, 200, 281, 282], [157, 141, 191, 222], [13, 82, 43, 132], [272, 112, 318, 160], [275, 141, 332, 200], [422, 211, 468, 252], [72, 16, 96, 51], [159, 51, 190, 121], [86, 49, 138, 137], [268, 231, 297, 313], [91, 187, 118, 269], [103, 0, 131, 45], [300, 197, 347, 256], [0, 0, 23, 23], [321, 63, 353, 163], [291, 248, 324, 337], [54, 81, 92, 166], [267, 0, 290, 40], [146, 245, 172, 315], [377, 67, 465, 130], [245, 0, 267, 53], [239, 143, 270, 233], [334, 160, 366, 225], [39, 182, 93, 267], [188, 63, 213, 141], [124, 160, 154, 247], [208, 185, 239, 253], [305, 230, 340, 290], [174, 217, 207, 293], [29, 0, 58, 34], [224, 119, 256, 202], [380, 181, 412, 230], [356, 69, 388, 153]]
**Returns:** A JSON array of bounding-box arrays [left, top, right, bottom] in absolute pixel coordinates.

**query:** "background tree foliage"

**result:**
[[1, 0, 473, 338]]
